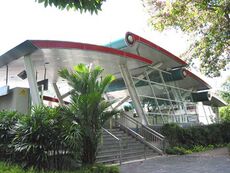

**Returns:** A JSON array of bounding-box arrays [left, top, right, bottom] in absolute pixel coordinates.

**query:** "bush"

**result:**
[[166, 146, 192, 155], [161, 123, 183, 146], [0, 106, 81, 171], [191, 145, 214, 152], [220, 122, 230, 143], [161, 123, 230, 149], [0, 162, 119, 173], [78, 164, 119, 173], [0, 110, 20, 161], [11, 106, 80, 170]]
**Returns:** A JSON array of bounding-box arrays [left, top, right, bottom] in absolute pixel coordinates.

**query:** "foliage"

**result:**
[[35, 0, 106, 14], [220, 106, 230, 122], [220, 78, 230, 103], [161, 122, 230, 149], [59, 64, 117, 165], [0, 111, 20, 161], [143, 0, 230, 77], [219, 78, 230, 122], [166, 146, 192, 155], [0, 106, 81, 170], [160, 123, 183, 146], [0, 162, 119, 173], [166, 144, 215, 155], [11, 106, 80, 170]]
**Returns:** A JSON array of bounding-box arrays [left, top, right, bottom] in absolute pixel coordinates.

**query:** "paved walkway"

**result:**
[[120, 148, 230, 173]]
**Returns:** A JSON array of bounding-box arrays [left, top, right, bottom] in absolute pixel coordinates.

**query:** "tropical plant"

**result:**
[[0, 162, 119, 173], [143, 0, 230, 77], [59, 64, 117, 165], [0, 111, 19, 160], [35, 0, 106, 14], [12, 106, 80, 170]]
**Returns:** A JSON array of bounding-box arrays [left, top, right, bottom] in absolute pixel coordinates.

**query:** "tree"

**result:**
[[59, 64, 117, 165], [143, 0, 230, 77], [35, 0, 106, 14], [219, 78, 230, 122]]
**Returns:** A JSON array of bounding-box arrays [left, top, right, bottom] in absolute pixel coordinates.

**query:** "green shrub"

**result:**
[[161, 123, 182, 146], [220, 122, 230, 143], [0, 162, 119, 173], [11, 106, 80, 170], [77, 164, 119, 173], [166, 146, 192, 155], [191, 145, 215, 152], [0, 110, 20, 161], [161, 123, 230, 149]]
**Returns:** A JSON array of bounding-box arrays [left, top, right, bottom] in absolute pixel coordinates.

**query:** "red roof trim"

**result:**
[[185, 69, 211, 89], [126, 32, 187, 66], [31, 40, 153, 65]]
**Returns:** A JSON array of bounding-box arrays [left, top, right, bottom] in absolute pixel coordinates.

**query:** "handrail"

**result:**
[[121, 112, 165, 139], [102, 128, 120, 141], [116, 121, 144, 140], [116, 121, 164, 155], [102, 128, 122, 165], [116, 112, 166, 154]]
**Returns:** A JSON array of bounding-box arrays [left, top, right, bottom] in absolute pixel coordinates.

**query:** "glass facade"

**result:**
[[130, 67, 198, 125]]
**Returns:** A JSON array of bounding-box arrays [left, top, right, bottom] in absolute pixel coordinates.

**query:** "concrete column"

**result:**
[[119, 63, 148, 125], [53, 83, 65, 106], [24, 55, 42, 105]]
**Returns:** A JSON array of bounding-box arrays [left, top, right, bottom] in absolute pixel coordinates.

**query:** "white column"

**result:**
[[53, 83, 65, 106], [119, 63, 148, 125], [24, 55, 42, 105]]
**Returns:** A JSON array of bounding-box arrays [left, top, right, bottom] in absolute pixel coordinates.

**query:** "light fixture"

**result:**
[[17, 70, 27, 80]]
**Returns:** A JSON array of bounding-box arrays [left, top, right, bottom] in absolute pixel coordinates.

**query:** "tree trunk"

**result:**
[[81, 136, 97, 166]]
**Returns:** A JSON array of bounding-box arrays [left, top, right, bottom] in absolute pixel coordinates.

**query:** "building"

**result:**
[[0, 32, 226, 124], [0, 32, 226, 162]]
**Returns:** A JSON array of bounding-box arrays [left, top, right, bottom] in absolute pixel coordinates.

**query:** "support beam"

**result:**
[[61, 89, 73, 99], [113, 96, 130, 110], [119, 63, 148, 125], [24, 55, 42, 105], [53, 83, 65, 105]]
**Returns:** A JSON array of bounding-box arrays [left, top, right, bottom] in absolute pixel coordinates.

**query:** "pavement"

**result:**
[[120, 147, 230, 173]]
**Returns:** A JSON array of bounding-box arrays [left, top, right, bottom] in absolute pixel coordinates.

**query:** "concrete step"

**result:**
[[98, 141, 142, 151], [96, 127, 161, 164], [98, 145, 145, 155]]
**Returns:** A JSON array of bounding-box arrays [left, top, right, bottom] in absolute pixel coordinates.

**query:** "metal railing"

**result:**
[[115, 112, 165, 154], [101, 128, 122, 165]]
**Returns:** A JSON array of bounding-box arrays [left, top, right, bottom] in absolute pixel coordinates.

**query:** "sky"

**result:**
[[0, 0, 228, 90], [0, 0, 190, 55]]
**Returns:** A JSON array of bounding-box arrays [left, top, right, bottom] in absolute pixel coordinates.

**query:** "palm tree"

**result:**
[[59, 64, 117, 165]]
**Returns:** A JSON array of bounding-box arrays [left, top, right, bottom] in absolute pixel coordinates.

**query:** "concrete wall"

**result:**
[[0, 87, 30, 114]]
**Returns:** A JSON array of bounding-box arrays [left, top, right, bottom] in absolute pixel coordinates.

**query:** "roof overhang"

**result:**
[[0, 33, 211, 93], [0, 40, 152, 86], [106, 32, 188, 70], [203, 95, 227, 107]]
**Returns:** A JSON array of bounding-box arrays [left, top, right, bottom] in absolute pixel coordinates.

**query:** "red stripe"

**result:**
[[185, 69, 211, 89], [126, 32, 187, 65], [31, 40, 153, 64], [43, 96, 69, 104]]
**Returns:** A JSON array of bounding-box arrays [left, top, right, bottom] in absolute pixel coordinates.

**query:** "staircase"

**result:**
[[96, 127, 160, 164]]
